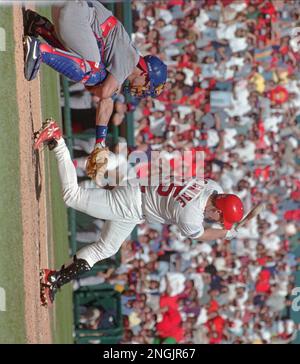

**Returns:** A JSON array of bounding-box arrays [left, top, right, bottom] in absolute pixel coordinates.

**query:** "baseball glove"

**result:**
[[86, 146, 109, 185]]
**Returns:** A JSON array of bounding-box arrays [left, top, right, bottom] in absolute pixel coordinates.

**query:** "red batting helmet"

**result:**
[[214, 194, 244, 230]]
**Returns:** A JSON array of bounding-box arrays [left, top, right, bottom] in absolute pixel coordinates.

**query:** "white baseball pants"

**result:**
[[54, 139, 144, 267]]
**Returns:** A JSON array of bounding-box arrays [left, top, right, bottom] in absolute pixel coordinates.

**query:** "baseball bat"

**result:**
[[236, 202, 265, 229]]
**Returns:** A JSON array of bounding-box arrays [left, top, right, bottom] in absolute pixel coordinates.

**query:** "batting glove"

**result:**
[[225, 225, 238, 240]]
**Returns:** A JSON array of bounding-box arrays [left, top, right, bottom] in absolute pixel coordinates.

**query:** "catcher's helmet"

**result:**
[[129, 55, 167, 98], [214, 194, 244, 230], [144, 55, 167, 97]]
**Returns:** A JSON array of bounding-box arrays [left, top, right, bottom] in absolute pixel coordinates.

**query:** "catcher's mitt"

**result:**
[[86, 146, 109, 186]]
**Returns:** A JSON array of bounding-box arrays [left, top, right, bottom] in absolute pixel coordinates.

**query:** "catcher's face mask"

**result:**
[[126, 79, 165, 98], [125, 56, 166, 98], [129, 75, 149, 97]]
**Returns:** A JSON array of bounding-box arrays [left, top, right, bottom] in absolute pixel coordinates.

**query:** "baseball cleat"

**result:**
[[40, 268, 57, 286], [40, 269, 58, 307], [23, 9, 39, 37], [23, 35, 42, 81], [34, 118, 62, 150]]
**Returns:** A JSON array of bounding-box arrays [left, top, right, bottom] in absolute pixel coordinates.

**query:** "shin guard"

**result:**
[[40, 43, 107, 85]]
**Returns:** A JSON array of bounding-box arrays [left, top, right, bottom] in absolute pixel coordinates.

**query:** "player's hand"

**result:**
[[225, 225, 238, 240]]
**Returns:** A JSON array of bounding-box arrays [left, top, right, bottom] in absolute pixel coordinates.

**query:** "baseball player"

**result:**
[[23, 0, 167, 184], [35, 119, 244, 306]]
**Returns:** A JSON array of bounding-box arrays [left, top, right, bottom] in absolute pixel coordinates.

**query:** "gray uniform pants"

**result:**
[[51, 1, 101, 63], [51, 0, 139, 86]]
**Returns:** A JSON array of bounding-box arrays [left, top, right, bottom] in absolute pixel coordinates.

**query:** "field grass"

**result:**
[[0, 6, 73, 343], [0, 7, 26, 343], [38, 7, 73, 344]]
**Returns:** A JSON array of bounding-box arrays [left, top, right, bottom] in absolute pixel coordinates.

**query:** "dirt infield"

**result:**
[[13, 4, 52, 343]]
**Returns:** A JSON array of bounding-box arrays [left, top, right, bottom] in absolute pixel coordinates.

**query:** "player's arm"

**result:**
[[197, 228, 228, 241], [86, 73, 119, 100], [84, 96, 113, 182], [87, 73, 119, 127], [84, 74, 119, 183], [95, 96, 114, 127]]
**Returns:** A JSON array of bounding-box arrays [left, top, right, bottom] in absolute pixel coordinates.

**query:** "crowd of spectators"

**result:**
[[70, 0, 300, 344]]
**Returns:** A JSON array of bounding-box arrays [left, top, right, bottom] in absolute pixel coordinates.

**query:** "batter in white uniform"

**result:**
[[35, 120, 244, 305]]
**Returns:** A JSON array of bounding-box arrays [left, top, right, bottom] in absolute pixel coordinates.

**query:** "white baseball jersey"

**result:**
[[141, 179, 223, 239]]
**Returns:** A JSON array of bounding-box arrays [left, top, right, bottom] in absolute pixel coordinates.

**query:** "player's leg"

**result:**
[[23, 36, 106, 85], [76, 220, 136, 267], [24, 2, 106, 85], [51, 1, 100, 63], [24, 9, 66, 49], [34, 119, 141, 223], [40, 220, 136, 305], [34, 120, 122, 220]]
